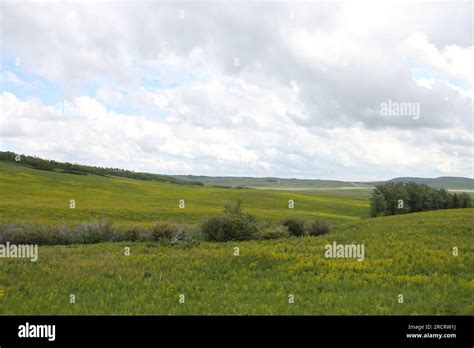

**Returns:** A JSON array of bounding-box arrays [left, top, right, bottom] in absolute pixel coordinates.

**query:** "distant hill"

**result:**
[[0, 151, 203, 186], [172, 175, 360, 189], [1, 151, 472, 191], [174, 175, 473, 191], [371, 177, 474, 190]]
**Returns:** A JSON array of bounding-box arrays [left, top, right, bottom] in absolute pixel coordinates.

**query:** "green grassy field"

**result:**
[[0, 161, 472, 315], [0, 209, 472, 315], [0, 161, 368, 227], [257, 186, 375, 199]]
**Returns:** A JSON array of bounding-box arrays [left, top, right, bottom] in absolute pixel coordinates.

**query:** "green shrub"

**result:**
[[282, 218, 305, 237], [258, 224, 289, 240], [223, 199, 244, 215], [169, 226, 199, 247], [52, 223, 75, 244], [201, 215, 258, 242], [0, 223, 59, 244], [75, 220, 115, 244], [151, 221, 177, 243], [1, 224, 37, 244], [119, 226, 150, 242], [305, 219, 331, 236], [0, 220, 200, 246], [201, 200, 258, 242]]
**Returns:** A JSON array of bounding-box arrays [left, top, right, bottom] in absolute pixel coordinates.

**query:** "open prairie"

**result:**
[[0, 161, 368, 226], [0, 162, 472, 315]]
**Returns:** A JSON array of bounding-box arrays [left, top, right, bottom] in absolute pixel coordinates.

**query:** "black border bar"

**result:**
[[0, 315, 472, 346]]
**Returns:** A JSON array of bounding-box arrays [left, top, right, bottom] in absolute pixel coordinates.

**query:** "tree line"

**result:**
[[370, 182, 472, 217], [0, 151, 203, 186]]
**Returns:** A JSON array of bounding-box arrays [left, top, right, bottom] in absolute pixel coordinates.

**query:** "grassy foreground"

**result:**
[[0, 209, 472, 315]]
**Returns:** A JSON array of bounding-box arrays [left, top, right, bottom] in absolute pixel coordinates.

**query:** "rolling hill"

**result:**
[[174, 175, 473, 190], [3, 152, 471, 191], [0, 158, 472, 315], [0, 161, 368, 227]]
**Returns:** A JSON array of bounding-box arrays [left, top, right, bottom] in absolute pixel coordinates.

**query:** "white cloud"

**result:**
[[403, 32, 474, 85], [0, 1, 472, 180]]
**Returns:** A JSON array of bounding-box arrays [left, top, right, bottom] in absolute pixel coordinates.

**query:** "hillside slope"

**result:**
[[0, 161, 368, 226]]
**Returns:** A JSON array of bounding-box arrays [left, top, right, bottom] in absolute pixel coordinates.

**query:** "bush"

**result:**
[[257, 224, 289, 240], [170, 226, 199, 247], [151, 221, 177, 243], [282, 218, 305, 237], [75, 220, 115, 244], [305, 219, 331, 236], [52, 223, 74, 244], [201, 200, 258, 242], [118, 226, 150, 242], [201, 215, 257, 242], [0, 220, 198, 246], [0, 223, 48, 244]]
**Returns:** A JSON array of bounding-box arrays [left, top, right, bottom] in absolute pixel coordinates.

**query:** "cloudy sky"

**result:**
[[0, 0, 472, 180]]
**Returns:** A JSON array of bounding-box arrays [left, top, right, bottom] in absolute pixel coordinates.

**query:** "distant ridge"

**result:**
[[372, 177, 474, 190], [174, 175, 473, 190], [1, 151, 472, 190], [0, 151, 203, 186]]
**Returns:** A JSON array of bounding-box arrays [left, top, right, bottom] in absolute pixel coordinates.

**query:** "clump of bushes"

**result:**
[[0, 223, 50, 244], [0, 220, 195, 246], [282, 217, 331, 237], [257, 224, 289, 240], [119, 225, 150, 242], [0, 204, 331, 246], [150, 222, 196, 246], [75, 220, 115, 244], [305, 219, 331, 236], [151, 221, 177, 242], [201, 201, 331, 242], [201, 200, 258, 242], [282, 218, 306, 237]]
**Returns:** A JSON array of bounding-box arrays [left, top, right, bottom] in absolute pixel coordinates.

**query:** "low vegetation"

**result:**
[[0, 160, 472, 315], [0, 201, 331, 245], [0, 209, 471, 315]]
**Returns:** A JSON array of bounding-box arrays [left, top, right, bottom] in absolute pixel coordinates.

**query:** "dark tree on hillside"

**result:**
[[436, 188, 450, 209], [370, 189, 387, 217], [450, 193, 460, 209], [458, 193, 472, 208], [405, 182, 424, 212], [376, 183, 410, 215]]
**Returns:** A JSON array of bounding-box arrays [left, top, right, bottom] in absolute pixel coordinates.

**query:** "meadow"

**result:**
[[0, 161, 472, 315], [0, 161, 368, 227]]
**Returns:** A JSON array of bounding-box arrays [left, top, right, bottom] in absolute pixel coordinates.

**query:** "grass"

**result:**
[[0, 209, 472, 315], [0, 161, 368, 227], [260, 187, 375, 199], [0, 161, 472, 315]]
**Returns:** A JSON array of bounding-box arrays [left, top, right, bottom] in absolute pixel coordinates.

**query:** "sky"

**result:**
[[0, 0, 472, 181]]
